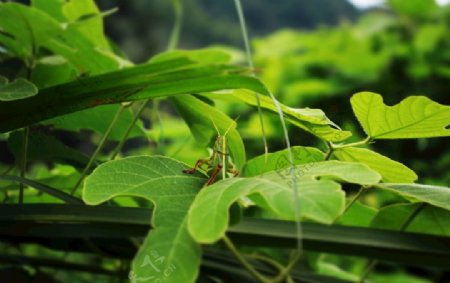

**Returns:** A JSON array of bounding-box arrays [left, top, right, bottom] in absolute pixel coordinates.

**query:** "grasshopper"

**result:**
[[183, 119, 239, 185]]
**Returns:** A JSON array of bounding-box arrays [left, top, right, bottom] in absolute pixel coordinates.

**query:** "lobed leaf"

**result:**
[[83, 156, 206, 283], [350, 92, 450, 139], [189, 161, 381, 243]]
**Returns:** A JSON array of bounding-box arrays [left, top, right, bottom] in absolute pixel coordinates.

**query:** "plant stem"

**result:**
[[358, 203, 427, 282], [167, 0, 183, 51], [333, 186, 365, 223], [19, 127, 29, 204], [233, 0, 269, 169], [110, 101, 149, 160], [71, 106, 126, 195], [222, 235, 269, 283]]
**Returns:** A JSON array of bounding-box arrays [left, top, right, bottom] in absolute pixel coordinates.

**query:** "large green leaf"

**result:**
[[171, 94, 246, 169], [188, 178, 298, 243], [189, 161, 381, 243], [333, 147, 417, 183], [0, 55, 264, 133], [242, 146, 325, 177], [0, 76, 38, 101], [350, 92, 450, 139], [371, 203, 450, 237], [375, 183, 450, 211], [83, 156, 205, 283]]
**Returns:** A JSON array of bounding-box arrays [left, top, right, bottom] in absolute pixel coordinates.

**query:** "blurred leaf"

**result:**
[[215, 89, 352, 142], [375, 183, 450, 211], [351, 92, 450, 139], [0, 2, 62, 60], [32, 0, 66, 22], [171, 94, 246, 169], [0, 175, 83, 204], [337, 201, 377, 227], [0, 55, 264, 133], [371, 203, 450, 237], [7, 131, 92, 169], [334, 147, 417, 183], [388, 0, 438, 18], [62, 0, 111, 50], [83, 156, 206, 283], [242, 146, 325, 177], [0, 76, 38, 101], [43, 104, 146, 141]]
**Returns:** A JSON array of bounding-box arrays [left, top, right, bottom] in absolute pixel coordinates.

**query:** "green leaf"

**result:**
[[388, 0, 438, 18], [188, 161, 380, 243], [265, 160, 382, 185], [0, 76, 38, 101], [337, 201, 377, 227], [7, 131, 92, 169], [171, 94, 246, 169], [371, 203, 450, 237], [32, 0, 66, 22], [375, 183, 450, 211], [334, 147, 417, 183], [242, 146, 325, 177], [212, 89, 351, 142], [0, 56, 263, 133], [62, 0, 111, 50], [43, 104, 146, 141], [83, 156, 205, 283], [0, 3, 62, 60], [350, 92, 450, 139]]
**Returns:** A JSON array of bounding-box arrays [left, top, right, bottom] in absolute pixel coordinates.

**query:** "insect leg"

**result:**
[[183, 158, 209, 174]]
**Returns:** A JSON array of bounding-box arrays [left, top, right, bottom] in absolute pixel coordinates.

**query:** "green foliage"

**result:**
[[1, 0, 449, 282]]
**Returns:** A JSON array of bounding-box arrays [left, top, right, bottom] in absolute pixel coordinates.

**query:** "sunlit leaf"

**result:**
[[242, 146, 325, 177], [334, 147, 417, 183], [350, 92, 450, 139], [189, 161, 380, 243]]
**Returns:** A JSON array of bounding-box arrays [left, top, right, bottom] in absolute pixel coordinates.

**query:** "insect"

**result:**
[[183, 118, 239, 186]]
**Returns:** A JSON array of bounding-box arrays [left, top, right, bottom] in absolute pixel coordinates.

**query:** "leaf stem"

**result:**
[[71, 106, 126, 195], [333, 186, 365, 223], [19, 127, 29, 204], [222, 235, 269, 283], [331, 136, 372, 150], [110, 101, 149, 160]]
